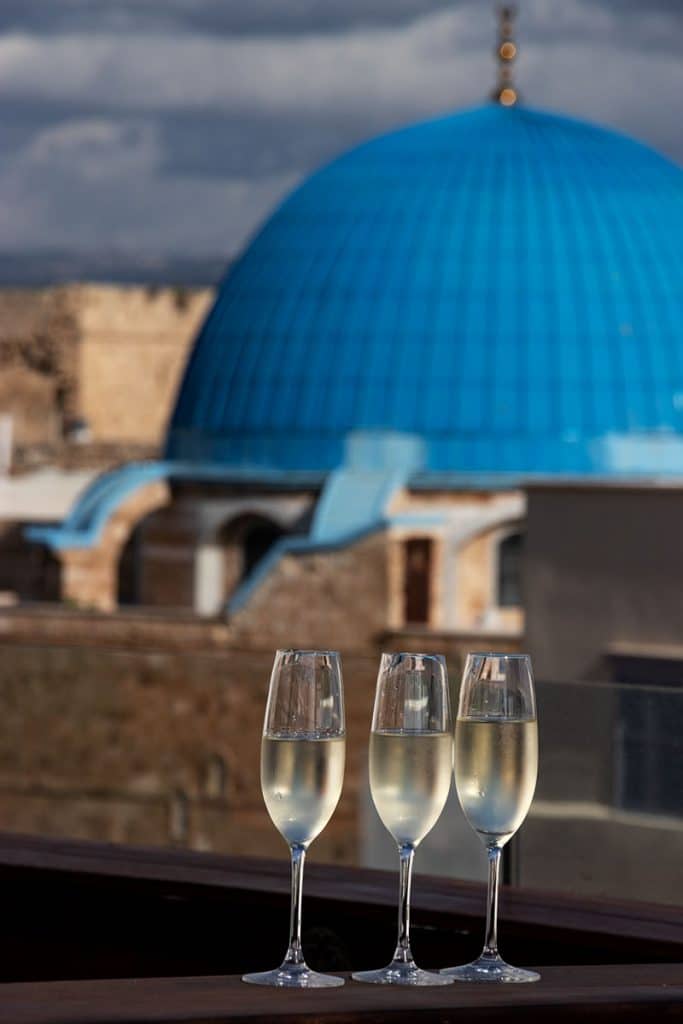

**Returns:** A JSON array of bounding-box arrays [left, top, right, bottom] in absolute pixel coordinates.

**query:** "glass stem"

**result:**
[[283, 843, 306, 967], [482, 845, 502, 960], [393, 843, 415, 965]]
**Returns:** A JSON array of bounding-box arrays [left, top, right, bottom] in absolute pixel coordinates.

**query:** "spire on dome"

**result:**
[[492, 5, 518, 107]]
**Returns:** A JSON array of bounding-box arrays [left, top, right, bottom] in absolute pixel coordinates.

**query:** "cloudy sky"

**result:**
[[0, 0, 680, 269]]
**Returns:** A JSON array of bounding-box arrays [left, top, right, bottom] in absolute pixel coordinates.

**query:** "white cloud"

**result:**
[[0, 16, 478, 114], [26, 118, 161, 182], [0, 6, 679, 138], [0, 1, 679, 260], [0, 110, 297, 253], [0, 0, 459, 37]]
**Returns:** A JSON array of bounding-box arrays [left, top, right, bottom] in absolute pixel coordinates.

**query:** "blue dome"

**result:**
[[167, 104, 683, 478]]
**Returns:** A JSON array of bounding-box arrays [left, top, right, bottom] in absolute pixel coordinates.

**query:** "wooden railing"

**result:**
[[0, 832, 681, 1021]]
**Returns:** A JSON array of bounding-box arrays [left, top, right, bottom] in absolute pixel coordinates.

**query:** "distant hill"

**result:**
[[0, 251, 229, 287]]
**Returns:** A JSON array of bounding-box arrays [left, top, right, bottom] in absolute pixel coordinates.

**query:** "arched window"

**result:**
[[217, 513, 285, 605], [241, 520, 284, 580], [497, 532, 523, 608]]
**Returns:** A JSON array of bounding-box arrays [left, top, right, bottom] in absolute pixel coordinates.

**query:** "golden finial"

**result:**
[[492, 5, 518, 107]]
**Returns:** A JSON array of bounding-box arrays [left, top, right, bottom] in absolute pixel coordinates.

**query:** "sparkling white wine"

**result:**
[[261, 734, 345, 846], [369, 730, 452, 846], [455, 717, 537, 845]]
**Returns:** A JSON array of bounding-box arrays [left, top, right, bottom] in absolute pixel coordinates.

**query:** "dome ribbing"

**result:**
[[167, 104, 683, 477]]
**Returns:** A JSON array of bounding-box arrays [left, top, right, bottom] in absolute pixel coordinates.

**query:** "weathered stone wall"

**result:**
[[0, 366, 59, 450], [0, 622, 378, 863], [0, 284, 213, 469], [138, 499, 198, 608], [383, 627, 522, 681], [230, 531, 391, 652], [76, 286, 212, 445], [0, 606, 518, 861], [455, 529, 492, 627], [0, 288, 79, 459]]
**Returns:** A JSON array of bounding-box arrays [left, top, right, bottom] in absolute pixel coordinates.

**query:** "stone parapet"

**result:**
[[0, 634, 375, 862], [0, 606, 233, 651]]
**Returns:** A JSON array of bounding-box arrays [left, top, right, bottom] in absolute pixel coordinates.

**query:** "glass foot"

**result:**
[[441, 956, 540, 983], [242, 963, 344, 988], [353, 961, 453, 986]]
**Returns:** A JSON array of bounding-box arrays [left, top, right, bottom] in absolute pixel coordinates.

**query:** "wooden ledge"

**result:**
[[2, 965, 683, 1024], [0, 832, 681, 994], [0, 830, 679, 948]]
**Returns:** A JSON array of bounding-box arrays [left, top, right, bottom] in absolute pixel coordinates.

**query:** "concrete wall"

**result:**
[[516, 678, 683, 904], [525, 484, 683, 681], [519, 812, 683, 904]]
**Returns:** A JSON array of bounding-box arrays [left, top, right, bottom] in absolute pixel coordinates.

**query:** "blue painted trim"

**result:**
[[168, 464, 326, 487], [25, 460, 326, 552], [311, 469, 407, 542], [227, 506, 453, 617], [25, 462, 171, 550], [389, 514, 446, 528]]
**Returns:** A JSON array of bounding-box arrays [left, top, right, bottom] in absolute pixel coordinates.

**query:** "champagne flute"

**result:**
[[242, 649, 345, 988], [442, 652, 539, 983], [352, 652, 454, 986]]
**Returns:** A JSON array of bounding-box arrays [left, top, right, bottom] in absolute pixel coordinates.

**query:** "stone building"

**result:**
[[0, 285, 212, 599], [3, 48, 682, 892], [28, 103, 682, 629], [0, 285, 212, 468]]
